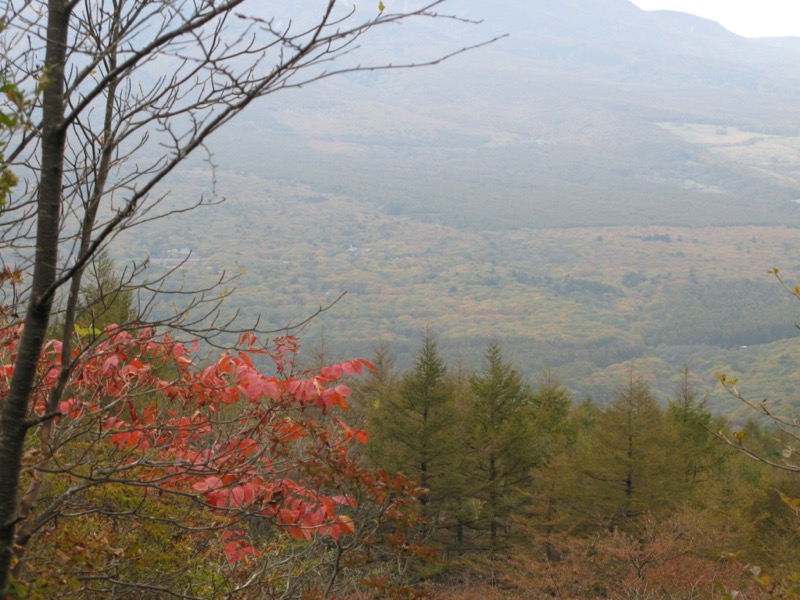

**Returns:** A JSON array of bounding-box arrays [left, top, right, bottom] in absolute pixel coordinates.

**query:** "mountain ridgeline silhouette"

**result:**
[[208, 0, 800, 229]]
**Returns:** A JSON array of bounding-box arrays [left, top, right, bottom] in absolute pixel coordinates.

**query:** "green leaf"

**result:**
[[75, 325, 101, 337]]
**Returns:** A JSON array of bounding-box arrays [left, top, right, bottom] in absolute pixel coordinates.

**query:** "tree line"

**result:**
[[353, 334, 800, 598]]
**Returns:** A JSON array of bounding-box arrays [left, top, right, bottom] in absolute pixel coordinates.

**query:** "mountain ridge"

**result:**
[[204, 0, 800, 232]]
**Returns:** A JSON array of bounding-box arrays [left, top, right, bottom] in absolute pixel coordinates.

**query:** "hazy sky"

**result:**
[[630, 1, 800, 38]]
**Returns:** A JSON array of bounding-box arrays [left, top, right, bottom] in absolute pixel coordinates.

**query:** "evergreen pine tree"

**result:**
[[78, 251, 135, 333], [665, 366, 728, 499], [464, 344, 540, 554], [521, 372, 576, 560], [367, 332, 460, 518], [579, 373, 676, 530], [350, 339, 399, 429]]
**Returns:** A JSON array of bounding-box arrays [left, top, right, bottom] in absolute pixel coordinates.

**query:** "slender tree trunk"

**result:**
[[0, 2, 70, 593], [544, 482, 557, 561], [625, 410, 634, 520], [420, 406, 429, 506], [489, 453, 497, 554], [13, 68, 120, 568]]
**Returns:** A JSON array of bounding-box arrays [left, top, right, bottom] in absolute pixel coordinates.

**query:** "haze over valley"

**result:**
[[120, 0, 800, 412]]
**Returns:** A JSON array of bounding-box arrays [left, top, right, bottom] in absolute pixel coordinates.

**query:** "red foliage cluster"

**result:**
[[0, 325, 425, 570]]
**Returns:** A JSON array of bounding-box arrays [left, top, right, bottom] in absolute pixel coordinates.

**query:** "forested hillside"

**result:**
[[348, 336, 800, 598], [6, 0, 800, 597], [115, 171, 800, 414], [111, 0, 800, 413]]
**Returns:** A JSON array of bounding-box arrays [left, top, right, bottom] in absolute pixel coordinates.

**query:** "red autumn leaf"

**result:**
[[337, 514, 355, 535], [224, 539, 260, 565], [101, 354, 120, 374], [192, 476, 223, 493]]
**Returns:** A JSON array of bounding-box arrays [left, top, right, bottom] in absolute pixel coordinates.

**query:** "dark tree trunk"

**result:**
[[0, 1, 70, 593], [489, 453, 497, 554]]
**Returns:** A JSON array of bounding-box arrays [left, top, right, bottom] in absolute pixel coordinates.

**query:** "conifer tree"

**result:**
[[520, 373, 576, 560], [349, 339, 399, 429], [530, 370, 575, 460], [665, 367, 729, 499], [579, 374, 677, 530], [464, 344, 540, 554], [367, 332, 461, 517], [76, 251, 135, 335]]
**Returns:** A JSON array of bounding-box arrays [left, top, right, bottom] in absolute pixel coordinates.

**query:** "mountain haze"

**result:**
[[203, 0, 800, 230], [121, 0, 800, 407]]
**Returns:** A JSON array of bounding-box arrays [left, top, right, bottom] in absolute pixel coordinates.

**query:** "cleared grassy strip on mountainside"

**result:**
[[660, 122, 800, 190]]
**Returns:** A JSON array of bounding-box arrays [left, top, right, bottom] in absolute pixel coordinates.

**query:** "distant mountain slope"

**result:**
[[203, 0, 800, 230], [759, 37, 800, 53]]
